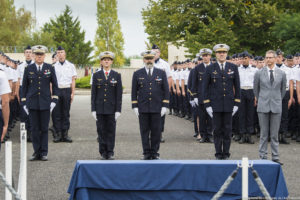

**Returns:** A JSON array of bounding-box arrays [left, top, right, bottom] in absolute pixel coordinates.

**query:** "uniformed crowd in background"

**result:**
[[1, 43, 300, 163]]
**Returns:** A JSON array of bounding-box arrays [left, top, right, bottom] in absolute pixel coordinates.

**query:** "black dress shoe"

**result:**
[[41, 156, 48, 161], [107, 155, 115, 160], [272, 159, 283, 165], [152, 155, 160, 160], [141, 155, 152, 160], [160, 136, 165, 143], [62, 131, 73, 143], [215, 155, 223, 160], [247, 135, 255, 144], [193, 133, 198, 138], [239, 136, 246, 144], [199, 138, 206, 143], [207, 137, 214, 143], [29, 154, 40, 161], [234, 135, 241, 142], [100, 154, 107, 160]]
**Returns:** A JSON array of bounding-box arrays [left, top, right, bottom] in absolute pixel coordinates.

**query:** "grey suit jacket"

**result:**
[[253, 66, 286, 113]]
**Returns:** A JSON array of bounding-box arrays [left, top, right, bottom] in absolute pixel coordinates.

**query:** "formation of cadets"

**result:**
[[1, 43, 300, 162]]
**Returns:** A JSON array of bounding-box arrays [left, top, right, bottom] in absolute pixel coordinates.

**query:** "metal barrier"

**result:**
[[0, 122, 27, 200], [212, 157, 272, 200]]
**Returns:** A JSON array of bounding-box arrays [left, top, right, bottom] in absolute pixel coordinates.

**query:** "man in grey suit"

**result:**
[[254, 50, 286, 165]]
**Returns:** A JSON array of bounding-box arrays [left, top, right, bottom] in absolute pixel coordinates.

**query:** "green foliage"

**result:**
[[42, 5, 93, 66], [272, 13, 300, 55], [17, 29, 56, 50], [142, 0, 283, 56], [94, 0, 125, 67], [76, 75, 91, 88], [0, 0, 33, 46]]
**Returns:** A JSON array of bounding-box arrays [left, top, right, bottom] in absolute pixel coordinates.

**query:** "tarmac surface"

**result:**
[[0, 94, 300, 199]]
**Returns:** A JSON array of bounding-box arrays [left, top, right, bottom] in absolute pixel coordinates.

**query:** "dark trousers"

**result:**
[[177, 87, 183, 114], [170, 89, 175, 111], [213, 112, 232, 157], [280, 91, 289, 133], [239, 89, 255, 134], [138, 113, 161, 157], [161, 115, 165, 133], [193, 106, 199, 134], [19, 87, 31, 131], [288, 90, 299, 132], [198, 104, 212, 138], [29, 109, 50, 156], [183, 85, 190, 116], [0, 110, 3, 151], [96, 114, 116, 156], [53, 88, 71, 133]]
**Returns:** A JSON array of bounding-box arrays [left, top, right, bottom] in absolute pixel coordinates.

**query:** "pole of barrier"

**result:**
[[18, 123, 27, 200], [5, 141, 12, 200], [242, 157, 248, 200]]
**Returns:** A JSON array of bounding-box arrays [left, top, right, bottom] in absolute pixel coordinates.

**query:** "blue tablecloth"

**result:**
[[67, 160, 288, 200]]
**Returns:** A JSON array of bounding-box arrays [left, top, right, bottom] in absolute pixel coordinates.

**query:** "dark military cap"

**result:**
[[198, 57, 203, 61], [24, 45, 31, 50], [226, 56, 231, 60], [295, 53, 300, 57], [257, 56, 264, 61], [57, 46, 65, 51], [276, 49, 284, 56], [152, 44, 160, 50], [52, 53, 57, 58], [186, 59, 191, 63], [286, 55, 294, 60]]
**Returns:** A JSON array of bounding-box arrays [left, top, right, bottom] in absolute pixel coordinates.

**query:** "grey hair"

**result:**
[[266, 50, 277, 57]]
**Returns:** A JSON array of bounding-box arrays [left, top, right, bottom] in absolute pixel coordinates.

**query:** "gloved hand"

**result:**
[[133, 108, 139, 117], [194, 98, 199, 106], [115, 112, 121, 121], [23, 105, 29, 115], [206, 106, 213, 118], [232, 106, 238, 116], [161, 107, 167, 117], [189, 100, 195, 107], [50, 102, 56, 112], [92, 111, 97, 121]]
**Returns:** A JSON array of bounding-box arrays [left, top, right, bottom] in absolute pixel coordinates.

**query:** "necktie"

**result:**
[[38, 66, 41, 72], [221, 64, 224, 72], [148, 69, 151, 77], [105, 71, 108, 79], [270, 70, 274, 85]]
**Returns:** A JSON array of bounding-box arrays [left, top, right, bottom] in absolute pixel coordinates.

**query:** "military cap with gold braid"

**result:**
[[213, 44, 230, 52], [32, 45, 48, 54], [99, 51, 115, 60], [141, 50, 156, 59]]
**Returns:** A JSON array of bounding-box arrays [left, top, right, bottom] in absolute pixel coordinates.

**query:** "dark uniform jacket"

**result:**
[[187, 68, 195, 100], [131, 67, 169, 113], [191, 63, 209, 104], [91, 70, 122, 115], [202, 62, 241, 112], [21, 63, 59, 110]]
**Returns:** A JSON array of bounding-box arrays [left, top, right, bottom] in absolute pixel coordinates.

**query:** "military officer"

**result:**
[[132, 50, 169, 160], [191, 48, 213, 143], [238, 51, 257, 144], [152, 44, 171, 143], [21, 45, 59, 161], [18, 46, 34, 142], [91, 51, 122, 160], [202, 44, 241, 160], [52, 46, 77, 143]]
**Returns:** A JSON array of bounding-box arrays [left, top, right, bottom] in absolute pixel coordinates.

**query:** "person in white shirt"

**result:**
[[291, 53, 300, 141], [152, 44, 171, 143], [52, 46, 77, 143], [0, 70, 11, 150], [237, 51, 257, 144]]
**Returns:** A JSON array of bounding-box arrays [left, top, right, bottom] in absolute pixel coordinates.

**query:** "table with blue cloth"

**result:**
[[67, 160, 288, 200]]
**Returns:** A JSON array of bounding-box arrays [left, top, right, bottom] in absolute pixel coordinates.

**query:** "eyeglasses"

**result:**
[[265, 57, 275, 59]]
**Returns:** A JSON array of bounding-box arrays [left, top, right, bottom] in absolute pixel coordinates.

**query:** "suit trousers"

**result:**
[[198, 104, 212, 139], [139, 113, 161, 157], [258, 112, 281, 160], [213, 112, 232, 157], [53, 88, 71, 133], [96, 114, 116, 156], [29, 109, 50, 156]]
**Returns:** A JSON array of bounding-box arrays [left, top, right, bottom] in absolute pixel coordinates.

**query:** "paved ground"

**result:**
[[0, 94, 300, 199]]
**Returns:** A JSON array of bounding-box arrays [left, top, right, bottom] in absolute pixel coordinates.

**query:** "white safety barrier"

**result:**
[[241, 157, 248, 199], [5, 141, 12, 200], [18, 123, 27, 200]]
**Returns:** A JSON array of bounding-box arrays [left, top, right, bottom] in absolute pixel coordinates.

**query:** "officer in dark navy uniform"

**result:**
[[203, 44, 241, 160], [91, 51, 122, 160], [191, 48, 213, 143], [132, 50, 169, 160], [21, 45, 59, 161]]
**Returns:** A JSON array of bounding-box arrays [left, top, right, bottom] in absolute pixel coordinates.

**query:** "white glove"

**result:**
[[161, 107, 167, 117], [50, 102, 56, 112], [232, 106, 238, 116], [194, 98, 199, 106], [92, 111, 97, 121], [189, 100, 195, 107], [23, 105, 29, 115], [133, 108, 139, 117], [206, 106, 213, 118], [115, 112, 121, 121]]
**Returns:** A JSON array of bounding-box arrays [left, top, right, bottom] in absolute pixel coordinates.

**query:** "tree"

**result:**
[[0, 0, 33, 46], [272, 13, 300, 55], [17, 29, 56, 50], [94, 0, 125, 67], [42, 5, 93, 66], [142, 0, 281, 57]]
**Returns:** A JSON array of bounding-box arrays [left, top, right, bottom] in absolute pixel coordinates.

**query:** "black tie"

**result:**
[[38, 66, 41, 72], [221, 64, 224, 72], [148, 69, 151, 77], [270, 70, 274, 85]]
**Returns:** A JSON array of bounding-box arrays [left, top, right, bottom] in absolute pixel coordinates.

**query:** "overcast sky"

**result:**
[[14, 0, 149, 57]]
